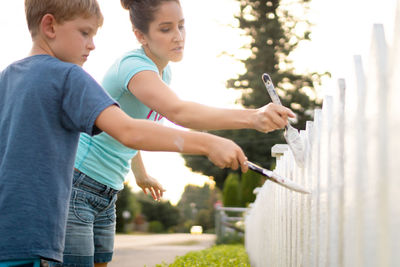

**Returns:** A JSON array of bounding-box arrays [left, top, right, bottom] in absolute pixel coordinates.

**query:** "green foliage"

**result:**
[[241, 170, 264, 206], [178, 219, 195, 233], [194, 209, 213, 230], [115, 185, 141, 233], [148, 220, 164, 233], [183, 0, 324, 189], [216, 231, 245, 245], [177, 184, 219, 231], [182, 156, 230, 189], [137, 192, 180, 232], [156, 244, 250, 267], [222, 173, 241, 207]]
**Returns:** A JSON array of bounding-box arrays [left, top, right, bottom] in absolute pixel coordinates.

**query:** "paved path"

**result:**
[[109, 233, 216, 267]]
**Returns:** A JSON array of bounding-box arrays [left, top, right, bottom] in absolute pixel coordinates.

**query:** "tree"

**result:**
[[183, 0, 323, 189], [241, 170, 264, 206], [137, 192, 180, 231], [177, 184, 220, 231], [222, 173, 241, 207], [115, 184, 141, 233]]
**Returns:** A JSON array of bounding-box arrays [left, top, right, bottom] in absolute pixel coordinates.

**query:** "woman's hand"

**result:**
[[135, 175, 166, 201], [131, 151, 165, 201], [253, 103, 296, 133]]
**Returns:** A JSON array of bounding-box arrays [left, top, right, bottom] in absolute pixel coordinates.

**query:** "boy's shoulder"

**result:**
[[24, 54, 78, 71], [16, 55, 91, 84], [2, 55, 100, 99], [4, 55, 81, 81]]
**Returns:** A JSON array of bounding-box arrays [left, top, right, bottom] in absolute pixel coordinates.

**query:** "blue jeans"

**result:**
[[49, 170, 119, 267], [0, 259, 40, 267]]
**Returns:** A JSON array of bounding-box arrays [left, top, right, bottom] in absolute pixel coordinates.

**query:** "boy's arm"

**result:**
[[131, 151, 165, 201], [128, 71, 296, 132], [95, 105, 248, 172]]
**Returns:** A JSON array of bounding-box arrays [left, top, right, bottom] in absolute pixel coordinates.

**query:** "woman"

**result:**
[[55, 0, 295, 266]]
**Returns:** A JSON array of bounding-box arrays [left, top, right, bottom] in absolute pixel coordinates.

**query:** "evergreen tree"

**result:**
[[183, 0, 323, 189], [241, 170, 264, 206], [222, 173, 241, 207]]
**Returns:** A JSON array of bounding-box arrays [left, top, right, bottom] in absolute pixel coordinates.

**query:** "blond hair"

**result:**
[[25, 0, 104, 36]]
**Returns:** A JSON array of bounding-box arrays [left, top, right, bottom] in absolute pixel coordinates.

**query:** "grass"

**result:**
[[155, 244, 250, 267]]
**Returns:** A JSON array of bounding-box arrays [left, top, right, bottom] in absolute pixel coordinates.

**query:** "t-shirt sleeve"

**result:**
[[61, 65, 118, 136], [118, 54, 159, 89]]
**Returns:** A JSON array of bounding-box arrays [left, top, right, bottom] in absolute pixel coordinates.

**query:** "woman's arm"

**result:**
[[131, 151, 165, 201], [95, 105, 248, 172], [128, 70, 295, 132]]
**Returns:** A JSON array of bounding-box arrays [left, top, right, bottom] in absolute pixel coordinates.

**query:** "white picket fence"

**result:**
[[244, 6, 400, 267]]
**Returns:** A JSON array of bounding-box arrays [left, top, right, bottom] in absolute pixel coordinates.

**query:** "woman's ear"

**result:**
[[134, 29, 147, 46], [40, 14, 57, 39]]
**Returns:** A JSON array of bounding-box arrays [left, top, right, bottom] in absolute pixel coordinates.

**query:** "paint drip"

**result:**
[[174, 136, 184, 152]]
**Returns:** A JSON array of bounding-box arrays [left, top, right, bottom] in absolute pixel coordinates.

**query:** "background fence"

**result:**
[[244, 5, 400, 267]]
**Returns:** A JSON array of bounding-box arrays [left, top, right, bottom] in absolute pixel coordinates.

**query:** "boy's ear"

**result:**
[[134, 29, 147, 45], [40, 14, 57, 39]]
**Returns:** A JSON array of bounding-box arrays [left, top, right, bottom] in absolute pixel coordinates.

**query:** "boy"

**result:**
[[0, 0, 248, 265]]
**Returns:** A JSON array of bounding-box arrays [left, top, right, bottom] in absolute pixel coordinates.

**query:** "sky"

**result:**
[[0, 0, 397, 204]]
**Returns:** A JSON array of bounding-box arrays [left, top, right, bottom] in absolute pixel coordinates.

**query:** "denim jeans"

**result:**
[[49, 170, 119, 267], [0, 259, 40, 267]]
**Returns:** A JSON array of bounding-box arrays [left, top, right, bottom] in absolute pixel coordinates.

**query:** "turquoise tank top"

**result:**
[[75, 47, 171, 190]]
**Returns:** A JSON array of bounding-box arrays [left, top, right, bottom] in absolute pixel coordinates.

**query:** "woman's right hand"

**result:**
[[253, 103, 296, 133], [205, 135, 248, 172]]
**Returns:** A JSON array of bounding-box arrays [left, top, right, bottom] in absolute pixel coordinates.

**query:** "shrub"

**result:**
[[137, 193, 180, 230], [156, 244, 250, 266], [240, 170, 263, 207], [148, 220, 164, 233], [216, 231, 244, 245]]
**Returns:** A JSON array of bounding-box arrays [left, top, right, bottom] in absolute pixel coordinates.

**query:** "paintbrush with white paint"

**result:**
[[261, 73, 305, 168], [247, 161, 310, 194]]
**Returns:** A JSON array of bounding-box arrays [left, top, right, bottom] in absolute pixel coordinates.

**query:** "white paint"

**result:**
[[173, 136, 185, 152], [284, 125, 305, 168]]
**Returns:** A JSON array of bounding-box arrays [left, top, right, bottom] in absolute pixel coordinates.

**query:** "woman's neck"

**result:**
[[142, 45, 168, 75]]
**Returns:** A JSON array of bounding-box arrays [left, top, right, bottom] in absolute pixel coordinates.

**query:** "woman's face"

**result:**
[[140, 1, 185, 67]]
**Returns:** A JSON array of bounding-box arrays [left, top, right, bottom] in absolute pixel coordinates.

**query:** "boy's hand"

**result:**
[[206, 136, 248, 173], [253, 103, 296, 133], [136, 175, 166, 201]]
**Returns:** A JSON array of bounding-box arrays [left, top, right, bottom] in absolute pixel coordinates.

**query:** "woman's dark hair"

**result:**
[[120, 0, 180, 34]]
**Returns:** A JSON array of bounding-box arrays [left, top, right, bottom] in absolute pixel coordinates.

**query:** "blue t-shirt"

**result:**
[[0, 55, 116, 262], [75, 47, 171, 190]]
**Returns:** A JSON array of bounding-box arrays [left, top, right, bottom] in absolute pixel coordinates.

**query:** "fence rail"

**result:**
[[215, 206, 247, 241], [244, 6, 400, 267]]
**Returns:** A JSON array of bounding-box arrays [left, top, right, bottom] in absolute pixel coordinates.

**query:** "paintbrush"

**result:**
[[247, 161, 310, 194], [261, 73, 305, 168]]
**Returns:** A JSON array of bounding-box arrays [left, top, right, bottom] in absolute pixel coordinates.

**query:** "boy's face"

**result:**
[[51, 16, 98, 66]]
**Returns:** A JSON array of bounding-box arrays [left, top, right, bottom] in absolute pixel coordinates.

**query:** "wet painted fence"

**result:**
[[244, 10, 400, 267]]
